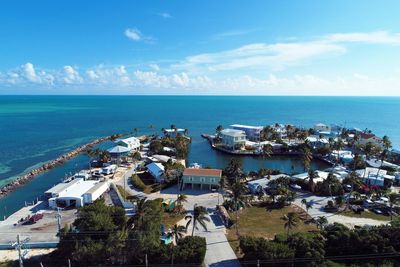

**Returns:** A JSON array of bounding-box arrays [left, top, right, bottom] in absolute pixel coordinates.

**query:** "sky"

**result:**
[[0, 0, 400, 95]]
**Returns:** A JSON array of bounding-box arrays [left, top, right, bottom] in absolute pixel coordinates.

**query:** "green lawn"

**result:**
[[339, 210, 391, 221], [162, 212, 185, 229], [226, 206, 318, 254]]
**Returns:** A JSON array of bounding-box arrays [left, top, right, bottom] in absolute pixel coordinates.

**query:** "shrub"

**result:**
[[173, 236, 206, 266], [131, 174, 146, 191]]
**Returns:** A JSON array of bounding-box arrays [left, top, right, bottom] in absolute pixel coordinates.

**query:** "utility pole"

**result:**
[[56, 207, 62, 234], [145, 253, 148, 267], [11, 234, 30, 267]]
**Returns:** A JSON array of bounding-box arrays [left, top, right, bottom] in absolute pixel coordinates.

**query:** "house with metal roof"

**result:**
[[182, 168, 222, 190], [116, 136, 140, 151], [146, 162, 165, 182]]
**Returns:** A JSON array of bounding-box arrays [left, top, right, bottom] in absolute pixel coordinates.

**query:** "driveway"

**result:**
[[186, 208, 241, 267], [293, 191, 390, 227]]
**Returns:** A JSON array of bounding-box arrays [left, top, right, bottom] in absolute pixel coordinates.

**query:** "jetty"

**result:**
[[0, 135, 114, 198]]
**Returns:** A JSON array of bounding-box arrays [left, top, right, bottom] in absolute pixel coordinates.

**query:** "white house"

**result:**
[[314, 123, 331, 133], [116, 136, 140, 151], [306, 136, 329, 149], [219, 129, 246, 150], [163, 128, 186, 137], [230, 124, 263, 141], [47, 179, 109, 209], [146, 162, 165, 182]]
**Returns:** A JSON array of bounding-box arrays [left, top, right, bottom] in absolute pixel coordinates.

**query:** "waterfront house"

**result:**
[[182, 168, 222, 190], [163, 128, 186, 137], [219, 128, 246, 150], [306, 136, 329, 149], [358, 132, 383, 147], [314, 123, 331, 133], [146, 162, 165, 182], [107, 145, 131, 157], [116, 136, 140, 151], [47, 179, 109, 209], [230, 124, 263, 141]]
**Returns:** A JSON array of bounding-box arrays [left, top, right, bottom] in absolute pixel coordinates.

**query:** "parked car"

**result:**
[[372, 208, 383, 214]]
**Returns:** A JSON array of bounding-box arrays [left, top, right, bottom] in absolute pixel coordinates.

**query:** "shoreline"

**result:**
[[0, 135, 113, 198]]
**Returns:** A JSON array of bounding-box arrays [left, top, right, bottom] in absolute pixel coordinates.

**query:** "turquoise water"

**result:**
[[1, 95, 400, 218]]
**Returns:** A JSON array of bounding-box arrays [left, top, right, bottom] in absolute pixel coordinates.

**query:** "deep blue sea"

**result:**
[[1, 96, 399, 218]]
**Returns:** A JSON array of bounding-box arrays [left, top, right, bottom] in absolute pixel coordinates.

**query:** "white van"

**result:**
[[101, 164, 117, 175]]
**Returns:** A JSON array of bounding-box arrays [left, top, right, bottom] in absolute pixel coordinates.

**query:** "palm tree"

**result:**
[[133, 128, 139, 137], [229, 181, 248, 236], [388, 193, 398, 221], [301, 147, 313, 172], [301, 198, 307, 208], [305, 202, 313, 217], [168, 224, 186, 244], [346, 171, 362, 209], [131, 198, 149, 229], [316, 216, 328, 230], [308, 170, 317, 193], [282, 212, 299, 236], [86, 148, 98, 175], [176, 194, 188, 212], [334, 138, 344, 166], [185, 205, 210, 236], [148, 124, 156, 136]]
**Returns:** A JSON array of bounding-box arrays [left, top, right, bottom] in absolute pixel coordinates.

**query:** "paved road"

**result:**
[[187, 209, 241, 267], [293, 191, 390, 227]]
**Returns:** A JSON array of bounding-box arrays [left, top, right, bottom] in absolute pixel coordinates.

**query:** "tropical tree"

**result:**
[[229, 181, 248, 236], [301, 147, 313, 172], [148, 124, 156, 136], [282, 212, 299, 236], [262, 144, 273, 158], [168, 224, 187, 244], [185, 205, 210, 236], [315, 216, 328, 230], [130, 197, 149, 229], [346, 171, 362, 208], [301, 198, 307, 208], [305, 202, 313, 217], [388, 193, 399, 221], [333, 138, 344, 166], [133, 128, 139, 137], [216, 125, 224, 135], [176, 194, 188, 212], [308, 170, 317, 192]]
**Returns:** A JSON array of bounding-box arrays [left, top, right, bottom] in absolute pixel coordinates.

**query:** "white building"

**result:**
[[163, 128, 186, 137], [116, 136, 140, 151], [219, 129, 246, 150], [291, 170, 337, 183], [146, 162, 165, 182], [306, 136, 329, 149], [47, 179, 109, 209], [230, 124, 263, 141], [314, 123, 331, 133]]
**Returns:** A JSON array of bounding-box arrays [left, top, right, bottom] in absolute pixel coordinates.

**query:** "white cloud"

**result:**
[[159, 12, 172, 19], [63, 66, 82, 84], [326, 31, 400, 45], [149, 63, 160, 71], [173, 41, 345, 73], [124, 28, 155, 43], [86, 65, 132, 86], [125, 28, 142, 41], [23, 62, 41, 83]]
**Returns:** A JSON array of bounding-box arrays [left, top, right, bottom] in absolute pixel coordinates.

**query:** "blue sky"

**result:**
[[1, 0, 400, 95]]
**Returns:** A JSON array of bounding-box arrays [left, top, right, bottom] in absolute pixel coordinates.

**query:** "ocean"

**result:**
[[1, 95, 399, 218]]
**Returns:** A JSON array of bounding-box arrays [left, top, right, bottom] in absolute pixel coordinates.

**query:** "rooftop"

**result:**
[[183, 168, 222, 177], [220, 128, 246, 137], [230, 124, 263, 130]]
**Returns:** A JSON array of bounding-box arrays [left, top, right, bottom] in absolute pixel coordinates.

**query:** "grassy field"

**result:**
[[162, 212, 185, 229], [339, 210, 391, 221], [226, 205, 318, 254]]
